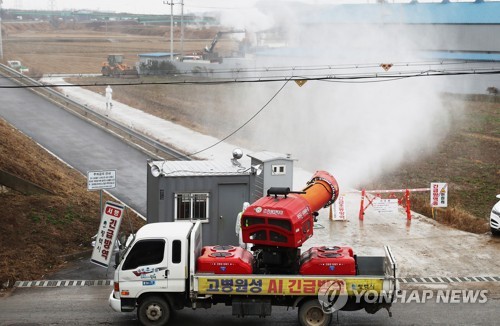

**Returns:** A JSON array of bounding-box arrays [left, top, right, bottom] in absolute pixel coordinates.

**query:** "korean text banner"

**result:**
[[90, 201, 124, 268]]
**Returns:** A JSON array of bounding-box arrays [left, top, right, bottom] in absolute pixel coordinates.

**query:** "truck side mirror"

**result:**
[[119, 234, 128, 249], [113, 251, 121, 269]]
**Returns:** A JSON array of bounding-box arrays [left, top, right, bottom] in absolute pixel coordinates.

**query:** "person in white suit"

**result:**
[[105, 85, 113, 113], [235, 202, 250, 249]]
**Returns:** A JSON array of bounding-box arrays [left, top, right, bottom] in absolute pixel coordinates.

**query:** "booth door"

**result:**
[[217, 183, 248, 245]]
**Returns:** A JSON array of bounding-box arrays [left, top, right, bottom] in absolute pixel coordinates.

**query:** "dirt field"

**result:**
[[0, 20, 499, 290], [1, 21, 233, 74]]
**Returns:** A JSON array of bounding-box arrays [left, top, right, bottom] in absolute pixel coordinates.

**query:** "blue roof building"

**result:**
[[312, 1, 500, 25], [261, 1, 500, 63]]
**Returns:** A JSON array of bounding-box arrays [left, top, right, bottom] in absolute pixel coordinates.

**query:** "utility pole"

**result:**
[[48, 0, 56, 11], [0, 0, 3, 60], [163, 0, 184, 61], [164, 1, 174, 61], [180, 0, 184, 58]]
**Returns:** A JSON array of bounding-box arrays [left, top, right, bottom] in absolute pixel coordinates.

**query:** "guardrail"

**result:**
[[0, 64, 191, 161]]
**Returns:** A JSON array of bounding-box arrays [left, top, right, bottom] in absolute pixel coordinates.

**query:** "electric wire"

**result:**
[[318, 70, 431, 83], [186, 77, 291, 157], [2, 67, 500, 89], [1, 58, 498, 81], [1, 63, 499, 157]]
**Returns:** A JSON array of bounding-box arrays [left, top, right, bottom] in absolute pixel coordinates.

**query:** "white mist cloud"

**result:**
[[218, 2, 455, 189]]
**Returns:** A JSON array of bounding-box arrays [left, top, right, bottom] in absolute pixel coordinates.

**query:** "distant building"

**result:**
[[138, 52, 178, 64], [137, 52, 179, 75], [306, 1, 500, 61]]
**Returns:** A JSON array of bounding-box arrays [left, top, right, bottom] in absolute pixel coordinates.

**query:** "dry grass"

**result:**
[[0, 118, 145, 289], [411, 195, 490, 234], [364, 94, 499, 231]]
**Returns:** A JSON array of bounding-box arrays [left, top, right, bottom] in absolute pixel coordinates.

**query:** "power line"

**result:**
[[187, 78, 291, 157], [2, 58, 495, 80], [1, 67, 500, 89]]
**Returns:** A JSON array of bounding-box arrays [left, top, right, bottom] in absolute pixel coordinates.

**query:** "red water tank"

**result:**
[[299, 246, 356, 275], [196, 245, 254, 274]]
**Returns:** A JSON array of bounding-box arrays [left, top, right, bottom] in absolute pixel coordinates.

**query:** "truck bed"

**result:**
[[189, 222, 397, 298]]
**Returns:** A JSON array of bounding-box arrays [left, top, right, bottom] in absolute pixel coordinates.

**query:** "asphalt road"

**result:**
[[0, 285, 498, 326], [0, 77, 149, 216]]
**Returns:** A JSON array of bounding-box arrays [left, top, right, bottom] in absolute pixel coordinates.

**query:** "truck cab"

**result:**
[[110, 222, 193, 321]]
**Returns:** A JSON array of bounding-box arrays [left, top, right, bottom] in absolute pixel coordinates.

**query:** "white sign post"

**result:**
[[430, 182, 448, 207], [87, 169, 116, 216], [372, 198, 399, 214], [87, 170, 116, 190], [91, 201, 124, 268]]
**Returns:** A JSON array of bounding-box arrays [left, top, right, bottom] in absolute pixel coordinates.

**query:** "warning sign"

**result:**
[[430, 182, 448, 207], [90, 201, 124, 268], [87, 170, 116, 190], [380, 63, 393, 71], [294, 80, 307, 87], [333, 194, 347, 220], [372, 198, 399, 214]]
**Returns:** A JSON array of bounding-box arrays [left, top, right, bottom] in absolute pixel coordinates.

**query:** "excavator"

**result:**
[[202, 30, 246, 63], [101, 54, 139, 78]]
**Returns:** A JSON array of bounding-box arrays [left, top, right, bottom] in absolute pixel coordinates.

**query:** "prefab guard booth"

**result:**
[[147, 151, 294, 246]]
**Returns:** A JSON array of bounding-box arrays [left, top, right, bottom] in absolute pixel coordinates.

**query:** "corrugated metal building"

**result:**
[[147, 152, 294, 245]]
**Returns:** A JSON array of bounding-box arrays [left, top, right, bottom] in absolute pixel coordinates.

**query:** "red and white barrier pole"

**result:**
[[405, 189, 411, 221], [356, 187, 429, 221], [359, 189, 365, 221]]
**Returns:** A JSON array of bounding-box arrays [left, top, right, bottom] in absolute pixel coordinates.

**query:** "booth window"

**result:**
[[174, 193, 209, 221], [272, 164, 286, 175]]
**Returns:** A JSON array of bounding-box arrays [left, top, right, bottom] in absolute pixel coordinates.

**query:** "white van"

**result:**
[[491, 195, 500, 236]]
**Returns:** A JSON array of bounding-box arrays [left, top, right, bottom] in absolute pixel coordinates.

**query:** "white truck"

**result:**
[[109, 221, 398, 326], [7, 60, 29, 73]]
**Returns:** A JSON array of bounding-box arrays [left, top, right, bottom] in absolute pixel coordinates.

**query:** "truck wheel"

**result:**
[[298, 299, 332, 326], [138, 295, 170, 326]]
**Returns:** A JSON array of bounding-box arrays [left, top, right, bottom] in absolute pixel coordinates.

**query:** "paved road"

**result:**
[[0, 77, 149, 216], [0, 285, 498, 326]]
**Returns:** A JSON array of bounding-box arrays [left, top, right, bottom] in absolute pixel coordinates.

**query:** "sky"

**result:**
[[1, 0, 484, 15], [5, 0, 326, 14]]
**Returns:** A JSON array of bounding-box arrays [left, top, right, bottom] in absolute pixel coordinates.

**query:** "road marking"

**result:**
[[14, 280, 112, 288], [13, 276, 500, 288], [397, 276, 500, 284]]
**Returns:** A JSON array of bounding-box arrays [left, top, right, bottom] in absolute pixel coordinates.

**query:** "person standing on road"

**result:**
[[235, 202, 250, 249], [105, 85, 113, 114]]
